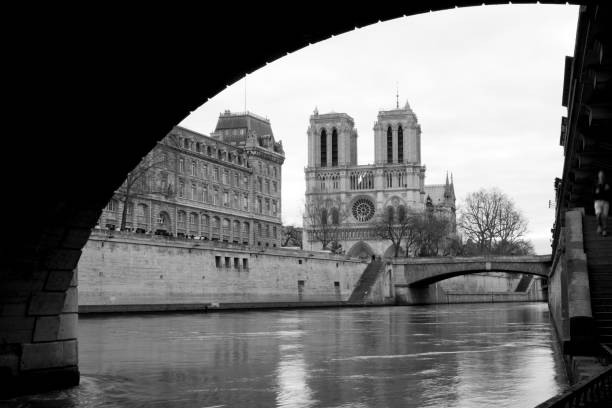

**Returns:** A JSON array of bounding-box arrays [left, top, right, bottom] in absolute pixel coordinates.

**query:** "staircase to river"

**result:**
[[584, 215, 612, 347], [348, 258, 384, 304]]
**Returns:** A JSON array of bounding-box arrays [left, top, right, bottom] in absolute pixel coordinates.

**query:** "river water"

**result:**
[[6, 302, 568, 408]]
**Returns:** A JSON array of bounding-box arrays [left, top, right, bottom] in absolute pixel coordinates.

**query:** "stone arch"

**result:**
[[383, 195, 405, 208], [383, 244, 405, 259], [4, 3, 586, 396], [347, 241, 376, 260]]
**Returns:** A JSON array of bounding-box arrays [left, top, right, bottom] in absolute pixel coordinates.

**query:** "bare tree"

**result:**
[[117, 150, 168, 230], [374, 207, 419, 258], [414, 211, 450, 257], [458, 188, 531, 255], [281, 225, 303, 248], [304, 196, 347, 250]]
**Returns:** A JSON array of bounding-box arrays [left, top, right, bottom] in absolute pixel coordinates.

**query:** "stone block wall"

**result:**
[[77, 231, 370, 310]]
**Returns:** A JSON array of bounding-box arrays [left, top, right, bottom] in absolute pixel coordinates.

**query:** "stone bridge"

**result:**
[[393, 255, 552, 287]]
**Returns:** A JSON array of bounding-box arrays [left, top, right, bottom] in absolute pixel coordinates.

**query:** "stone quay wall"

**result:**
[[78, 230, 374, 312]]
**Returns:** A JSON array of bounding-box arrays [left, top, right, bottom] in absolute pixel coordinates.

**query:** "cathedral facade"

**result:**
[[303, 101, 456, 258]]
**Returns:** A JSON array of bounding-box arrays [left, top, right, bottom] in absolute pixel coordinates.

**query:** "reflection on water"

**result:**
[[5, 303, 568, 408]]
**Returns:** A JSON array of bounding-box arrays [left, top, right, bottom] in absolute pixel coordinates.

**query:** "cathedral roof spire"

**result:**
[[396, 82, 399, 109]]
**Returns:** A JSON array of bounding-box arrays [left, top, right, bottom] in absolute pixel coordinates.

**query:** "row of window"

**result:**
[[256, 176, 279, 195], [175, 136, 248, 167], [255, 160, 280, 179], [176, 180, 251, 210], [316, 174, 340, 191], [174, 158, 250, 189], [215, 256, 249, 271]]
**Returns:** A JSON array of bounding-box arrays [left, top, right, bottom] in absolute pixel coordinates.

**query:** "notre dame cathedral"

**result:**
[[303, 100, 456, 258]]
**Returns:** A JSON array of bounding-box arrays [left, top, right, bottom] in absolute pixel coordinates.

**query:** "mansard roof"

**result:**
[[214, 110, 274, 139]]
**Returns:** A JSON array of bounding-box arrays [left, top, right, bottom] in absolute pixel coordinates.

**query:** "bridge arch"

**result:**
[[347, 241, 376, 260], [0, 1, 591, 398], [398, 256, 551, 287]]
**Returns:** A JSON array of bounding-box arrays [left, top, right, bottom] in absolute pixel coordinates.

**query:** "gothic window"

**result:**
[[398, 125, 404, 163], [386, 206, 394, 223], [320, 129, 327, 167], [331, 208, 339, 225], [191, 161, 196, 176], [331, 128, 338, 166], [398, 205, 406, 223], [387, 126, 393, 163], [352, 198, 375, 222], [321, 208, 328, 225]]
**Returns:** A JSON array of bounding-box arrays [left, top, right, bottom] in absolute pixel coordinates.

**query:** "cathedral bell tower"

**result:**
[[373, 100, 421, 165], [307, 108, 358, 168]]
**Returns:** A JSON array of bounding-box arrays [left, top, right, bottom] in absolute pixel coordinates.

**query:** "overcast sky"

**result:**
[[180, 4, 579, 255]]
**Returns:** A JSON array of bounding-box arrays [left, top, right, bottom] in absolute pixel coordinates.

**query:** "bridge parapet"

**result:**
[[393, 255, 552, 266]]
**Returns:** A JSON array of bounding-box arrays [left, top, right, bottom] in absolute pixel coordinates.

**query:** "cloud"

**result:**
[[180, 4, 579, 255]]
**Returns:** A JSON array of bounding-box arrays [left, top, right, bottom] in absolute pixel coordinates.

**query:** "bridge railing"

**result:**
[[533, 363, 612, 408]]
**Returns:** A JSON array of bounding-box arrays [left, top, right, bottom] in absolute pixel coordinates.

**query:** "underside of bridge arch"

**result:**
[[408, 268, 548, 287], [0, 0, 594, 398]]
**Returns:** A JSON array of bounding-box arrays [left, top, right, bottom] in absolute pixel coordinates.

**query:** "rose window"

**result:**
[[352, 198, 375, 222]]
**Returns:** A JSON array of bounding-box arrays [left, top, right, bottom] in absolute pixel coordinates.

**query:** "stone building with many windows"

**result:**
[[303, 101, 456, 257], [98, 110, 285, 247]]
